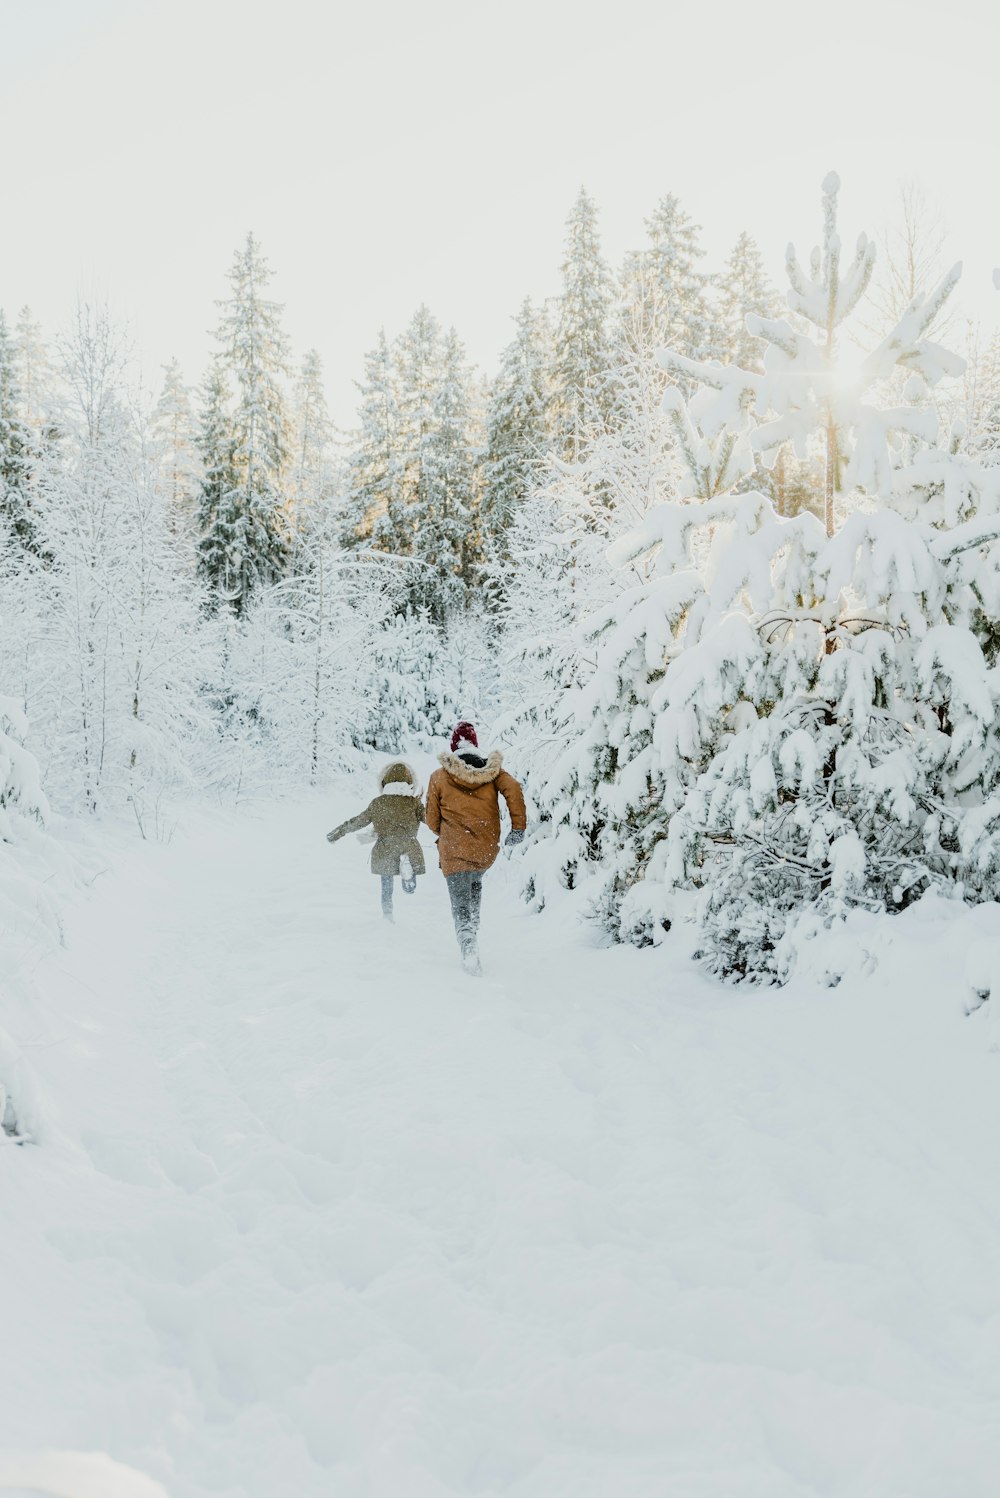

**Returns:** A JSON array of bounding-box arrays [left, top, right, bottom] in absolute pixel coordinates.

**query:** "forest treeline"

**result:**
[[4, 176, 1000, 979]]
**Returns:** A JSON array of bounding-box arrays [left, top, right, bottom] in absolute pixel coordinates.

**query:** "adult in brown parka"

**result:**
[[326, 760, 425, 922], [425, 721, 527, 974]]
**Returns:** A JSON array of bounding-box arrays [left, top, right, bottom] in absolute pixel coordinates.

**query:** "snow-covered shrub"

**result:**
[[7, 305, 214, 825], [364, 610, 467, 753], [0, 694, 69, 1139]]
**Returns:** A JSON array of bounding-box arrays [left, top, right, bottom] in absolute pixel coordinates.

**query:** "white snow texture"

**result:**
[[3, 786, 1000, 1497]]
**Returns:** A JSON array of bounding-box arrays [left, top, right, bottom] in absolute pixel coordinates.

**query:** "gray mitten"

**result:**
[[505, 828, 525, 848]]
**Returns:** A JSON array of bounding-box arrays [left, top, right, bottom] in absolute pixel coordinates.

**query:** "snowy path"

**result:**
[[4, 787, 1000, 1497]]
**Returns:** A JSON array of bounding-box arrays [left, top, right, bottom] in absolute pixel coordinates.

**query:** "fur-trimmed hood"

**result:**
[[437, 748, 503, 788], [378, 759, 420, 796]]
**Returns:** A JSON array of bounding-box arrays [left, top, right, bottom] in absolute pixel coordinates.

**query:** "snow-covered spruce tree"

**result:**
[[210, 547, 401, 792], [415, 324, 481, 620], [622, 193, 716, 375], [201, 233, 290, 614], [151, 358, 199, 534], [364, 609, 465, 753], [289, 347, 336, 544], [715, 231, 781, 373], [492, 430, 626, 913], [344, 307, 442, 607], [551, 187, 615, 462], [645, 174, 1000, 981], [967, 329, 1000, 465], [481, 298, 552, 569], [341, 329, 400, 552], [14, 306, 53, 434], [712, 232, 815, 518], [521, 377, 758, 938], [195, 360, 237, 594], [0, 311, 40, 554]]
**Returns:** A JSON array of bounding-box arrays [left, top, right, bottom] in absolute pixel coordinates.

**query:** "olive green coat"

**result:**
[[327, 762, 426, 878]]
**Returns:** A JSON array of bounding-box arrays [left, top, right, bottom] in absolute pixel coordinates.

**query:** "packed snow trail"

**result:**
[[4, 786, 1000, 1497]]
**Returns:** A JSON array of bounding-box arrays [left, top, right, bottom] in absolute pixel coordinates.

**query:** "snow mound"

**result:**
[[0, 1451, 169, 1498]]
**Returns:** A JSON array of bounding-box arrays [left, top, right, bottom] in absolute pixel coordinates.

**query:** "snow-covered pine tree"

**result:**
[[364, 609, 464, 753], [520, 376, 758, 939], [660, 173, 913, 539], [622, 193, 715, 381], [715, 231, 780, 373], [207, 232, 291, 613], [713, 231, 812, 516], [341, 329, 400, 552], [14, 306, 52, 434], [289, 348, 335, 544], [151, 358, 199, 534], [551, 188, 615, 462], [415, 324, 480, 621], [196, 360, 238, 601], [0, 311, 39, 553], [378, 304, 443, 606], [967, 329, 1000, 465], [641, 174, 1000, 981], [481, 297, 552, 567]]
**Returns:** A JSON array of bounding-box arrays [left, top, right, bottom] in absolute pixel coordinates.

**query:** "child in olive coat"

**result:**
[[326, 761, 425, 921]]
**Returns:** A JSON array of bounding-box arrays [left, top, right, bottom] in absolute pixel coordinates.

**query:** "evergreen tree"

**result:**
[[14, 306, 52, 433], [715, 231, 780, 372], [345, 311, 481, 622], [151, 358, 199, 531], [365, 610, 464, 752], [417, 325, 480, 619], [967, 330, 1000, 465], [341, 329, 400, 552], [623, 193, 715, 375], [551, 188, 615, 461], [205, 232, 291, 613], [481, 298, 552, 563], [0, 312, 39, 552], [196, 361, 239, 601], [647, 175, 985, 977], [290, 348, 335, 539], [391, 303, 442, 591]]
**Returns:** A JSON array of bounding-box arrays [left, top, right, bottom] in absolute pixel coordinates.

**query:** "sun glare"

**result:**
[[829, 352, 866, 397]]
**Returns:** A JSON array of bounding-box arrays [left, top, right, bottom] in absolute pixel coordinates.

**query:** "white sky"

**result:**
[[3, 0, 999, 423]]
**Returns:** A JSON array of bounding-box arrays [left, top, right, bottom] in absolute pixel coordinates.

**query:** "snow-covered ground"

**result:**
[[4, 778, 1000, 1497]]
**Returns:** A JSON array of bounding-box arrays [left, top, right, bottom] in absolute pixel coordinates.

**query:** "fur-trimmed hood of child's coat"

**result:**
[[436, 748, 503, 788], [378, 759, 421, 796]]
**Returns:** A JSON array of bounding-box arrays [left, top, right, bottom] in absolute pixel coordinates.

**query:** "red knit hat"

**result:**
[[450, 721, 479, 753]]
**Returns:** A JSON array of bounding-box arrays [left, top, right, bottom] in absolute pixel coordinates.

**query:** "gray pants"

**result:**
[[446, 870, 483, 953], [380, 875, 394, 919]]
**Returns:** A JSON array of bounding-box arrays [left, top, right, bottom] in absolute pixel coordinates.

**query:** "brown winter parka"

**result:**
[[327, 761, 426, 878], [425, 749, 526, 877]]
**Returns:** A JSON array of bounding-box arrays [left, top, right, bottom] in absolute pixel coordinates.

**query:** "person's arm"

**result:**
[[326, 805, 373, 843], [497, 771, 527, 843], [425, 775, 441, 836]]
